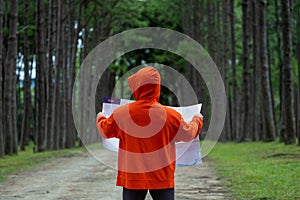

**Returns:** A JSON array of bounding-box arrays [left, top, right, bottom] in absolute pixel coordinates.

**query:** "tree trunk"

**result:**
[[248, 0, 255, 141], [70, 0, 84, 147], [65, 0, 77, 148], [181, 0, 194, 40], [54, 0, 63, 150], [36, 0, 46, 151], [45, 0, 56, 150], [215, 1, 222, 72], [274, 0, 284, 141], [10, 0, 18, 154], [240, 0, 252, 141], [259, 0, 276, 141], [0, 0, 4, 157], [267, 20, 277, 141], [207, 1, 214, 58], [16, 62, 22, 144], [281, 0, 296, 144], [194, 0, 208, 134], [252, 0, 261, 141], [296, 8, 300, 145], [20, 0, 31, 151], [230, 0, 238, 141], [221, 0, 232, 141], [4, 0, 18, 155], [78, 25, 89, 147], [59, 1, 66, 149]]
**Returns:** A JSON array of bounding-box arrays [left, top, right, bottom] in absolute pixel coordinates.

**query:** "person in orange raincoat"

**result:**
[[96, 67, 203, 200]]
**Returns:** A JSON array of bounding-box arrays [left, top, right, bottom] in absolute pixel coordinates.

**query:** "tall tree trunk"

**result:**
[[267, 20, 277, 140], [252, 0, 261, 141], [240, 0, 251, 141], [207, 1, 214, 58], [78, 25, 89, 147], [205, 1, 215, 136], [221, 0, 232, 141], [45, 0, 56, 150], [16, 62, 22, 144], [281, 0, 296, 144], [181, 0, 194, 39], [11, 0, 18, 155], [215, 1, 222, 73], [59, 1, 66, 149], [296, 7, 300, 145], [259, 0, 276, 141], [4, 0, 18, 155], [65, 0, 77, 148], [54, 0, 63, 150], [70, 0, 84, 147], [230, 0, 238, 141], [0, 0, 4, 157], [248, 0, 255, 141], [211, 0, 225, 141], [193, 0, 207, 134], [36, 0, 46, 151], [274, 0, 285, 141], [20, 0, 31, 151]]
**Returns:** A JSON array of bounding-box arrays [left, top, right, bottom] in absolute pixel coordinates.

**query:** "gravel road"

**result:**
[[0, 149, 227, 200]]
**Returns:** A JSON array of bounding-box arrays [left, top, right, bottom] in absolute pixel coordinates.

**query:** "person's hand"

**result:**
[[97, 112, 105, 118]]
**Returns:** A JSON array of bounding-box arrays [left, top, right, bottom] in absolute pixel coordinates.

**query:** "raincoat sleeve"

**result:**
[[175, 116, 203, 142], [96, 114, 119, 138]]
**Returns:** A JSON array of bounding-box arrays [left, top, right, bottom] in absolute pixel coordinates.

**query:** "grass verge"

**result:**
[[208, 142, 300, 199], [0, 144, 85, 183]]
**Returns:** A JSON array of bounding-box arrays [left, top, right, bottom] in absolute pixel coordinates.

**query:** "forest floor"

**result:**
[[0, 149, 227, 200]]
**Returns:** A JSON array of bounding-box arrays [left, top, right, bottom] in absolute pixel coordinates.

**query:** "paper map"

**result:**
[[101, 97, 202, 167]]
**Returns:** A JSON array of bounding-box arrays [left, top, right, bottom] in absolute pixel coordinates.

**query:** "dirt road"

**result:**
[[0, 149, 227, 200]]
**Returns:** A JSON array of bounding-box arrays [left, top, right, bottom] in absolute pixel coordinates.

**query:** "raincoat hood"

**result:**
[[128, 67, 161, 101]]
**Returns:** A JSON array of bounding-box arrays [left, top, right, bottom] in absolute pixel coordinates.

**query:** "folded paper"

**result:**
[[101, 97, 202, 167]]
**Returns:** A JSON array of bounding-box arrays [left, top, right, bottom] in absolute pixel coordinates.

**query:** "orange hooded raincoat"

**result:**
[[96, 67, 203, 190]]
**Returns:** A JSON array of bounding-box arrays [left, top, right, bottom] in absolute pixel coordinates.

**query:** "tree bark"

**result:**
[[54, 0, 63, 150], [72, 0, 85, 147], [281, 0, 296, 144], [45, 0, 56, 150], [36, 0, 46, 151], [259, 0, 276, 141], [10, 0, 18, 154], [207, 1, 214, 58], [78, 25, 89, 147], [4, 0, 18, 155], [59, 1, 66, 149], [274, 0, 284, 141], [0, 0, 4, 157], [20, 0, 31, 151], [194, 0, 207, 134], [205, 1, 214, 136], [296, 9, 300, 145], [240, 0, 252, 141], [65, 0, 77, 148], [221, 0, 232, 141], [181, 0, 194, 40], [252, 0, 261, 141], [60, 2, 70, 148], [230, 0, 238, 141]]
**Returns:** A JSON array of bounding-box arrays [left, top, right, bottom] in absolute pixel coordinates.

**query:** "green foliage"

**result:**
[[0, 143, 85, 183], [208, 142, 300, 199]]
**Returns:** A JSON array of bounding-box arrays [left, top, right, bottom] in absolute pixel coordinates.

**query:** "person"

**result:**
[[96, 67, 203, 200]]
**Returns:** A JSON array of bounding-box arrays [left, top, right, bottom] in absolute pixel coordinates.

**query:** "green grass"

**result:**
[[0, 144, 85, 183], [208, 142, 300, 200]]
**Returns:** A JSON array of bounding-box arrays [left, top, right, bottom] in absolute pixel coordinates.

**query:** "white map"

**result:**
[[101, 98, 202, 167]]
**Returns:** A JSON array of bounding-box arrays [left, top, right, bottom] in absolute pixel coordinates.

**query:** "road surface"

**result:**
[[0, 149, 227, 199]]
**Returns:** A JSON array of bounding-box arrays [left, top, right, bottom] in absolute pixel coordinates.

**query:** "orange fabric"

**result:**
[[96, 67, 203, 189]]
